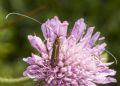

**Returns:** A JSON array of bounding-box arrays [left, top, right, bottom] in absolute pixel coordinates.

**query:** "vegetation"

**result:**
[[0, 0, 119, 86]]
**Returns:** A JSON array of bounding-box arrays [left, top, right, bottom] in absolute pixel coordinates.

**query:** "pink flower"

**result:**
[[23, 16, 116, 86]]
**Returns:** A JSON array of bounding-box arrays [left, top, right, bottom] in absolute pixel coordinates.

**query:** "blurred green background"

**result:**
[[0, 0, 119, 86]]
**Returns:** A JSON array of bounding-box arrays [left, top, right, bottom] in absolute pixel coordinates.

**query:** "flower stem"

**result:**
[[0, 77, 31, 84]]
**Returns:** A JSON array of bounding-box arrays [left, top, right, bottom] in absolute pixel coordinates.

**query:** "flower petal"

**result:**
[[28, 35, 47, 54], [71, 18, 86, 41]]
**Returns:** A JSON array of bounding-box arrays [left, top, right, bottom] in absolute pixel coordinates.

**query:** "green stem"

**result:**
[[0, 77, 31, 84]]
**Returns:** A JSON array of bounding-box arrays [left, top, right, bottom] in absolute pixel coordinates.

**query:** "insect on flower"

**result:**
[[51, 37, 60, 67], [6, 13, 117, 86]]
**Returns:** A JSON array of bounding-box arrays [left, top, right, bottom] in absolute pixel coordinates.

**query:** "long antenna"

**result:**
[[6, 12, 42, 24], [95, 43, 117, 64], [105, 50, 117, 64]]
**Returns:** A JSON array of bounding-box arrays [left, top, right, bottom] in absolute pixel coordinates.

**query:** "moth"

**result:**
[[50, 37, 60, 67]]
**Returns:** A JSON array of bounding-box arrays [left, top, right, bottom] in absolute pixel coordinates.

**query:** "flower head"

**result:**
[[23, 16, 116, 86]]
